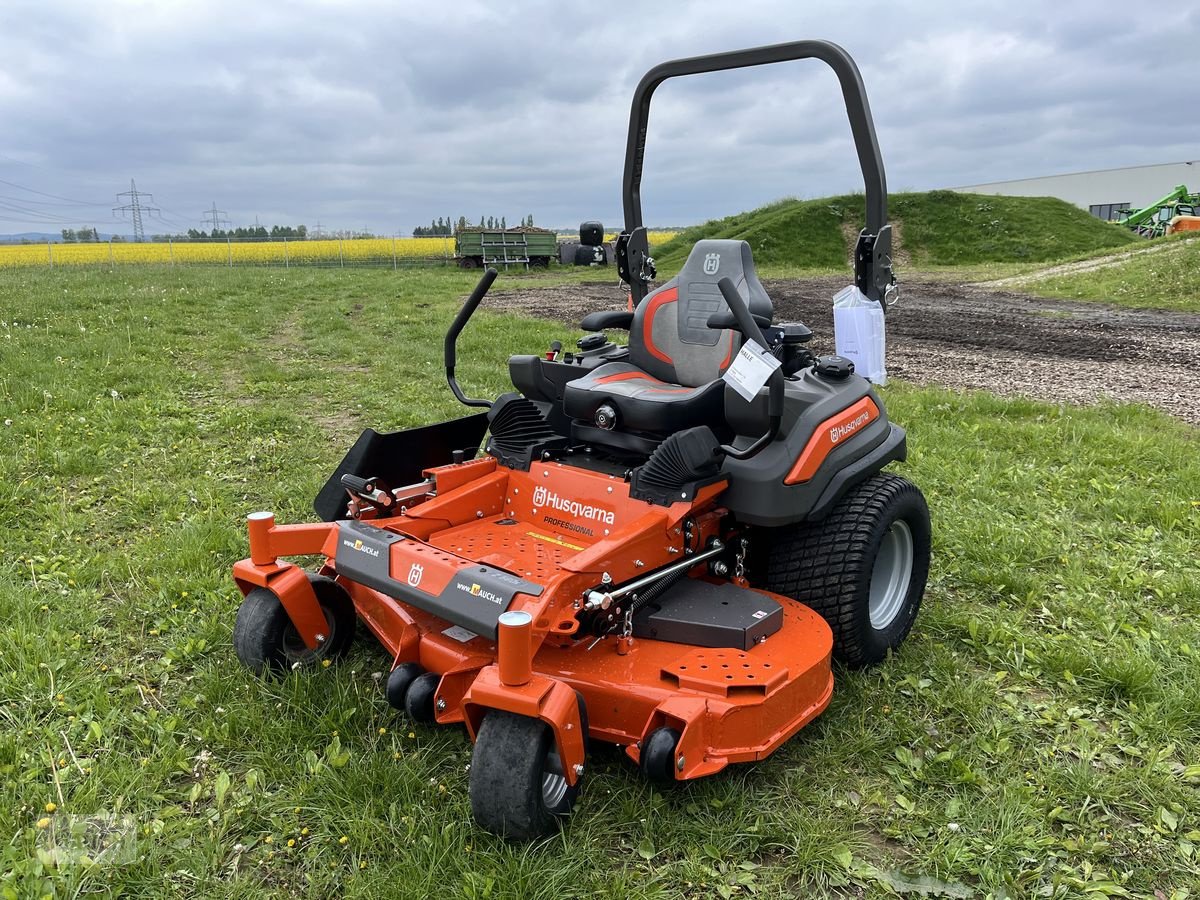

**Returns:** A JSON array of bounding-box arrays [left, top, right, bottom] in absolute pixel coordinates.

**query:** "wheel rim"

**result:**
[[281, 607, 334, 664], [869, 519, 914, 630], [541, 752, 569, 809]]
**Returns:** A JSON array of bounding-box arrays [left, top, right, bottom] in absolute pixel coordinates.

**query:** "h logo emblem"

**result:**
[[532, 485, 548, 507], [407, 563, 423, 587], [702, 253, 720, 275]]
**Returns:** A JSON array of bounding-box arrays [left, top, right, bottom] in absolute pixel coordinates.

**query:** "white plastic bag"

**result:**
[[832, 285, 886, 385]]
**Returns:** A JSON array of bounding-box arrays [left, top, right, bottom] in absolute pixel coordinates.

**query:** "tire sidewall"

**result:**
[[852, 487, 931, 664]]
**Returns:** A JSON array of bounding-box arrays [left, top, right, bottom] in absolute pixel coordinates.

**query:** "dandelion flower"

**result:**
[[45, 802, 56, 813]]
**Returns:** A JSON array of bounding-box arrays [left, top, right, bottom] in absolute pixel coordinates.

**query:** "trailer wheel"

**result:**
[[404, 671, 441, 723], [469, 710, 580, 840], [233, 575, 355, 672], [386, 662, 424, 710], [759, 473, 930, 668]]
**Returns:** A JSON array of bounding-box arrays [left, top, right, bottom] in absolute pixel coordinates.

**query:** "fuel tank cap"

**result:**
[[814, 355, 855, 380]]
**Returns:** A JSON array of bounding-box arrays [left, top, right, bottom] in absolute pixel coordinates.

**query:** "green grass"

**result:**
[[2, 267, 1199, 898], [1024, 236, 1200, 313], [653, 191, 1139, 272]]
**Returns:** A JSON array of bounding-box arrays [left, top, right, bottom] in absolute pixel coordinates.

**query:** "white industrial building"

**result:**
[[952, 160, 1199, 221]]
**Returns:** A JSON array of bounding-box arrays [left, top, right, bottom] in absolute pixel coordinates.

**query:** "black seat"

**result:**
[[563, 240, 772, 433]]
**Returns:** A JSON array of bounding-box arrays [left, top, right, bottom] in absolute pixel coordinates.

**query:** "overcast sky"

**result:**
[[1, 0, 1197, 236]]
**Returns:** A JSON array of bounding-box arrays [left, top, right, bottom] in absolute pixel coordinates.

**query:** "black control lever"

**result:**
[[445, 268, 498, 409], [340, 474, 397, 514]]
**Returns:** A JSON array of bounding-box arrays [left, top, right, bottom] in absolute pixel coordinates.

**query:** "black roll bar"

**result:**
[[617, 40, 894, 306]]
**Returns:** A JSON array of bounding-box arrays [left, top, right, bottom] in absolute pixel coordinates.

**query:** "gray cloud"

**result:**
[[1, 0, 1196, 235]]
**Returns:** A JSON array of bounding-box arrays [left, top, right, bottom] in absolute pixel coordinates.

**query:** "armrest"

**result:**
[[706, 310, 772, 331], [580, 310, 634, 331]]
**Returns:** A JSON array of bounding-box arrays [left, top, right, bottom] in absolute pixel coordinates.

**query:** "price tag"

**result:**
[[722, 339, 781, 401]]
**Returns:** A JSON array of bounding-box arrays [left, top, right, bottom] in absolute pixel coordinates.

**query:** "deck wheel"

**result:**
[[404, 671, 441, 723], [386, 663, 424, 710], [640, 727, 682, 783], [469, 710, 581, 840]]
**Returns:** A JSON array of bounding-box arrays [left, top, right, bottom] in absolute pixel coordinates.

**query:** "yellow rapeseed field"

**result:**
[[0, 232, 679, 269]]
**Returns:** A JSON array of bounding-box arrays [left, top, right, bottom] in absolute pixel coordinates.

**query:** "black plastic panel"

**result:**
[[633, 578, 782, 650]]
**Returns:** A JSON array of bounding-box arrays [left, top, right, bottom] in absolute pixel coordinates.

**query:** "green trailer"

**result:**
[[455, 226, 557, 269]]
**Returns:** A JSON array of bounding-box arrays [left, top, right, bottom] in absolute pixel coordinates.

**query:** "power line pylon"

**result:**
[[202, 202, 231, 232], [113, 179, 159, 242]]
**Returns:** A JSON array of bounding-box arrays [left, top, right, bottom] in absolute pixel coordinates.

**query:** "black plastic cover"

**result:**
[[633, 578, 782, 650]]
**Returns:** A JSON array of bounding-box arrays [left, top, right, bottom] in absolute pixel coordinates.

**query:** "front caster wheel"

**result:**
[[404, 671, 440, 723], [233, 574, 355, 672], [469, 711, 580, 840]]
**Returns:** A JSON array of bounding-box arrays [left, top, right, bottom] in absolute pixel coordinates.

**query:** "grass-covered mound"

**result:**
[[654, 190, 1139, 270]]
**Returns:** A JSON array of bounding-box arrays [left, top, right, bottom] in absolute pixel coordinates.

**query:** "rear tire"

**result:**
[[233, 574, 355, 672], [469, 711, 580, 840], [759, 473, 930, 668]]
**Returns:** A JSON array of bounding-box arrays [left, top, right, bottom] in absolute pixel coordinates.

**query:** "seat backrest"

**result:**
[[629, 240, 773, 387]]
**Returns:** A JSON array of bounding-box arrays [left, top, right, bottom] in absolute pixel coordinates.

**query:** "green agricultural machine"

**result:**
[[1116, 184, 1200, 238], [455, 226, 557, 269]]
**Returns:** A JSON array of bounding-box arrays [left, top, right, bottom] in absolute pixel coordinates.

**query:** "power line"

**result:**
[[201, 201, 231, 232], [0, 177, 107, 207], [113, 179, 159, 242]]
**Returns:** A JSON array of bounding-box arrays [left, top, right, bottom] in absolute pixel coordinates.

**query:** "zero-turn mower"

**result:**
[[231, 40, 931, 840]]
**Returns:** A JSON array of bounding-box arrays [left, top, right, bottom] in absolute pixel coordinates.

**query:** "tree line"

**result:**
[[413, 214, 536, 236]]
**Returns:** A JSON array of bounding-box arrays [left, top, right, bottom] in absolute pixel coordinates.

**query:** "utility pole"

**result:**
[[113, 179, 159, 242], [202, 202, 231, 233]]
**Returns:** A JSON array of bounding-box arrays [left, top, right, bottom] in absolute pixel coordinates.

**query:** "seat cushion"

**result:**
[[562, 362, 726, 433]]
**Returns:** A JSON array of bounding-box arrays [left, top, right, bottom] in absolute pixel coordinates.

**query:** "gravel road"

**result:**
[[490, 276, 1200, 425]]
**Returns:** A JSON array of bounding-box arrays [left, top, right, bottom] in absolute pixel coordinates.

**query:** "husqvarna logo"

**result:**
[[830, 411, 872, 445], [407, 563, 423, 587], [702, 253, 721, 275], [531, 485, 615, 525]]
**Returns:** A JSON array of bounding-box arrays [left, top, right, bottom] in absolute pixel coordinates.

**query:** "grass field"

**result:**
[[2, 266, 1199, 898]]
